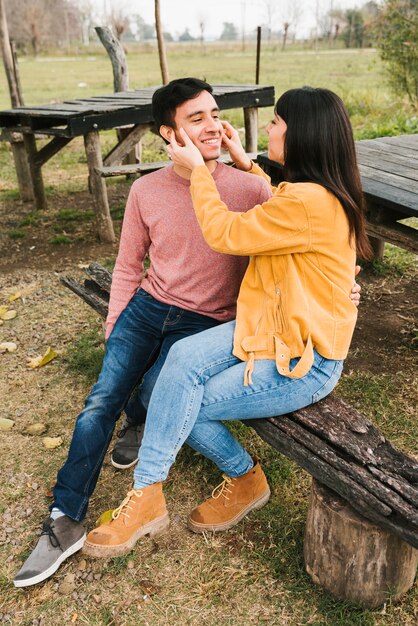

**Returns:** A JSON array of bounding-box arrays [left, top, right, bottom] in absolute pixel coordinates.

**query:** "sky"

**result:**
[[97, 0, 370, 40]]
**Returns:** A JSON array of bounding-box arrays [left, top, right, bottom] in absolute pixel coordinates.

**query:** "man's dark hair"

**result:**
[[152, 78, 213, 134]]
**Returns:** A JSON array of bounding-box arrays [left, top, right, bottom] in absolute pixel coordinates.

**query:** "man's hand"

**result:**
[[166, 128, 205, 171], [221, 120, 252, 171], [350, 265, 361, 307]]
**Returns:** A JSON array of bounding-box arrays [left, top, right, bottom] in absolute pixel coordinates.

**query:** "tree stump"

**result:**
[[304, 480, 418, 608]]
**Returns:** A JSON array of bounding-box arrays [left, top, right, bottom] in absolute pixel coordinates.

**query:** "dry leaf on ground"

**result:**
[[96, 509, 114, 525], [26, 423, 47, 435], [7, 285, 38, 302], [42, 436, 63, 449], [0, 418, 15, 431], [0, 342, 17, 353], [0, 306, 17, 322], [27, 347, 59, 369]]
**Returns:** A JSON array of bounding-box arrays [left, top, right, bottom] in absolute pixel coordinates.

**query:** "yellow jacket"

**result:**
[[190, 162, 358, 384]]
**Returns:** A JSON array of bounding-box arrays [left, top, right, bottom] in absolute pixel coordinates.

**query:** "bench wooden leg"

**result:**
[[22, 133, 47, 209], [84, 131, 116, 243], [9, 133, 34, 201], [244, 107, 258, 153], [369, 235, 385, 260], [304, 480, 417, 608]]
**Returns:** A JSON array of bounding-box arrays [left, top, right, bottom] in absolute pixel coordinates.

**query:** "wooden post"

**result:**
[[8, 132, 33, 201], [369, 236, 385, 260], [0, 0, 22, 107], [22, 133, 47, 209], [255, 26, 261, 84], [244, 107, 258, 153], [155, 0, 169, 84], [84, 131, 116, 243], [304, 480, 418, 608]]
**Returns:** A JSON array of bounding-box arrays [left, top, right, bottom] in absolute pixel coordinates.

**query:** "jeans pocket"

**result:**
[[312, 361, 343, 404]]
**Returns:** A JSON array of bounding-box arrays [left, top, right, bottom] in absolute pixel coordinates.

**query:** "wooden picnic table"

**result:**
[[0, 84, 275, 242], [258, 134, 418, 259]]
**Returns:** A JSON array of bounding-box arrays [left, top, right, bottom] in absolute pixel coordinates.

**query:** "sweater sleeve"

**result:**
[[248, 161, 279, 196], [105, 184, 151, 339], [190, 165, 310, 257]]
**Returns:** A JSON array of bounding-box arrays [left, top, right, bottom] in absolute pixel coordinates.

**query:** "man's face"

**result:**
[[171, 90, 223, 162]]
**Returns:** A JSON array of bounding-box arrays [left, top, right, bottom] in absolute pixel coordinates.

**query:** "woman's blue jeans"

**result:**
[[52, 289, 219, 521], [134, 321, 343, 488]]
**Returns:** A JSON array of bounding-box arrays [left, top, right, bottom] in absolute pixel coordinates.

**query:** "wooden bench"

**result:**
[[61, 263, 418, 607]]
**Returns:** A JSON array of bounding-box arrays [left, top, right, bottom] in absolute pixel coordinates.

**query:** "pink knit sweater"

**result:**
[[105, 162, 272, 338]]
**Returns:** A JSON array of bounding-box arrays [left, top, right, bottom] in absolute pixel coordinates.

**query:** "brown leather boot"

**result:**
[[188, 459, 270, 533], [83, 483, 169, 557]]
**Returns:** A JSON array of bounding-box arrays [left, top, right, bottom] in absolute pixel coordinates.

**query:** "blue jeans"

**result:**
[[52, 289, 219, 521], [134, 321, 343, 488]]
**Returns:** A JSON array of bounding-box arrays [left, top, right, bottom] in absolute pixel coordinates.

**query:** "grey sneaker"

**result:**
[[14, 516, 85, 588], [111, 416, 145, 469]]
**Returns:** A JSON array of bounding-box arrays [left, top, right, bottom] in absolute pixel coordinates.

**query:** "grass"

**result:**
[[64, 329, 105, 384], [0, 42, 417, 626]]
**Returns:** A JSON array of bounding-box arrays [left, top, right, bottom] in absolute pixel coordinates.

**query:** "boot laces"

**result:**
[[112, 489, 143, 521], [41, 521, 62, 550], [212, 474, 234, 501]]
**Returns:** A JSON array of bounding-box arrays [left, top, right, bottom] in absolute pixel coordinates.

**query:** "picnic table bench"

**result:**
[[61, 262, 418, 608], [0, 84, 275, 243], [258, 134, 418, 259]]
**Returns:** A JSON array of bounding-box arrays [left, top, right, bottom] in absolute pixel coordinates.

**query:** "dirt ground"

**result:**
[[0, 191, 417, 625]]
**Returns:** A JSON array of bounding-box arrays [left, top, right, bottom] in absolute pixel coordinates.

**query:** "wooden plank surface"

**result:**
[[0, 85, 275, 132]]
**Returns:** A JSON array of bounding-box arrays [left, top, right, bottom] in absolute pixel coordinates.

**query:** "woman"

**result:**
[[83, 86, 372, 557]]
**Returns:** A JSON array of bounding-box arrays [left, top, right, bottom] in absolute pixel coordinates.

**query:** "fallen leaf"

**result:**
[[27, 347, 59, 369], [7, 285, 37, 301], [138, 579, 162, 595], [96, 509, 114, 526], [0, 418, 15, 431], [1, 310, 17, 321], [0, 305, 8, 317], [42, 436, 63, 449], [26, 423, 47, 435], [0, 342, 17, 353], [71, 614, 78, 623]]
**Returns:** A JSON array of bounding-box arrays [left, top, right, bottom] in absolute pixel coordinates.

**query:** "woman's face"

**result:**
[[266, 113, 287, 164]]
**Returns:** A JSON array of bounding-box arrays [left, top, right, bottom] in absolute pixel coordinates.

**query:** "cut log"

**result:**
[[304, 480, 418, 608], [60, 263, 418, 550]]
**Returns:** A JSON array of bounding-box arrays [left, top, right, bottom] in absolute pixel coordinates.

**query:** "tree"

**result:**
[[374, 0, 418, 106], [179, 28, 195, 42], [109, 8, 129, 41], [342, 9, 365, 47], [5, 0, 81, 54], [219, 22, 238, 41]]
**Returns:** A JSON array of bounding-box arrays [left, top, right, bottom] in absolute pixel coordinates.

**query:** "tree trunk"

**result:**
[[155, 0, 169, 84], [0, 0, 22, 107], [95, 26, 136, 165], [95, 26, 128, 92], [304, 480, 418, 608]]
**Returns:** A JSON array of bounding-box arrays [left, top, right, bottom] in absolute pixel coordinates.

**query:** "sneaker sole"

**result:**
[[13, 534, 86, 588], [110, 456, 138, 470], [82, 513, 170, 558], [187, 488, 271, 533]]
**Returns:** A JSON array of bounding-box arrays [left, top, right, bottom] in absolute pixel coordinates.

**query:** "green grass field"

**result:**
[[0, 43, 417, 140]]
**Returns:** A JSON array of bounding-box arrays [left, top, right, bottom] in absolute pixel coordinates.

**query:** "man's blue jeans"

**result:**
[[52, 289, 219, 521], [134, 321, 344, 488]]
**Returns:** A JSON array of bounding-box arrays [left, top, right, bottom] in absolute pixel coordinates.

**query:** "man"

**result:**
[[14, 78, 360, 588]]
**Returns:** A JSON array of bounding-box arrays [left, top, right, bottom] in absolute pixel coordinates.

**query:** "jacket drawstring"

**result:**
[[244, 352, 255, 386]]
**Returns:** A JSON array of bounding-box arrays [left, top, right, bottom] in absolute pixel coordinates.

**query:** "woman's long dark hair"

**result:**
[[275, 87, 372, 260]]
